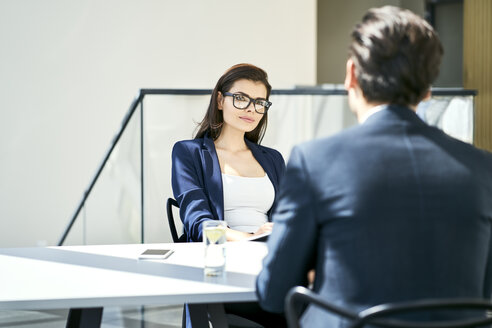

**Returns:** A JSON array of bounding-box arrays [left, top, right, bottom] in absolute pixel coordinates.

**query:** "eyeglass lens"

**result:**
[[233, 94, 268, 114]]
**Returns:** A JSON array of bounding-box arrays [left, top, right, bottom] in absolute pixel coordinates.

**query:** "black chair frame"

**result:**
[[285, 286, 492, 328], [166, 198, 186, 243]]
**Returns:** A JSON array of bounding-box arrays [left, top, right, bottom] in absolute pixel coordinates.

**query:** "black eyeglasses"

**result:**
[[223, 92, 272, 114]]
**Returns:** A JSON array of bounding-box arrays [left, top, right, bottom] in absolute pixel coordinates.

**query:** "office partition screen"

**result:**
[[61, 90, 475, 246]]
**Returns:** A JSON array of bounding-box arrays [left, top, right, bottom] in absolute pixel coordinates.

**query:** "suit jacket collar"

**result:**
[[364, 104, 426, 127]]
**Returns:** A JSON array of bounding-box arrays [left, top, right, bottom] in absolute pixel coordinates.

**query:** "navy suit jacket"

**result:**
[[171, 134, 285, 242], [256, 105, 492, 327]]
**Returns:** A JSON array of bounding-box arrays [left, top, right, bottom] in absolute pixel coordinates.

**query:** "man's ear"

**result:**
[[344, 58, 358, 91], [217, 91, 223, 110]]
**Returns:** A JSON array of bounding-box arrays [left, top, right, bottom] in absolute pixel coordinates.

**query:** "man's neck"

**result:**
[[356, 102, 418, 123], [358, 104, 387, 123]]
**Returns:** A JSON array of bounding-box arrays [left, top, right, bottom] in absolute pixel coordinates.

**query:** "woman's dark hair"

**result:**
[[349, 6, 443, 107], [194, 63, 272, 144]]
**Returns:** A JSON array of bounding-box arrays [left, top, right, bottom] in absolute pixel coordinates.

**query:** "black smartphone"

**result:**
[[138, 249, 174, 260]]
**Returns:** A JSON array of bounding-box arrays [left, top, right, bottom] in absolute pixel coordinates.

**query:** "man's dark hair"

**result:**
[[349, 6, 443, 107]]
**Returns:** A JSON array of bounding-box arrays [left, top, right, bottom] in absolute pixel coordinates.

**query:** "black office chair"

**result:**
[[285, 286, 492, 328], [166, 198, 186, 243]]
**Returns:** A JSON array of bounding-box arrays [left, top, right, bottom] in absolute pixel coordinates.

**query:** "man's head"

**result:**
[[345, 6, 443, 113]]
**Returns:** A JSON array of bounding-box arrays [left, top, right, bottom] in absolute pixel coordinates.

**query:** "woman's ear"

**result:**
[[217, 92, 223, 110]]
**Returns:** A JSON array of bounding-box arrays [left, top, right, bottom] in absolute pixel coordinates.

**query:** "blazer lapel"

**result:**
[[201, 135, 224, 222], [245, 139, 279, 220]]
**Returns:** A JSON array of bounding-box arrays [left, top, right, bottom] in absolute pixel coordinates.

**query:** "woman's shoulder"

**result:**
[[172, 138, 206, 158], [173, 138, 205, 150]]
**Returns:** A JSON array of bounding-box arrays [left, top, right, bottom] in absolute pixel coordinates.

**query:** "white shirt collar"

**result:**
[[359, 104, 387, 124]]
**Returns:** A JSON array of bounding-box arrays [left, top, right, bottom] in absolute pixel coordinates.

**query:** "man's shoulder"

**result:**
[[457, 140, 492, 165], [426, 125, 492, 162], [295, 124, 362, 154]]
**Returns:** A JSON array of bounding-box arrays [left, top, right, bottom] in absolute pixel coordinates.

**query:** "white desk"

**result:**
[[0, 241, 268, 327]]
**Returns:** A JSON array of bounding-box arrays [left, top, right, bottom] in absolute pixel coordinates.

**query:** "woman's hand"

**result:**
[[225, 222, 274, 241], [253, 222, 273, 236], [225, 228, 253, 241], [308, 269, 316, 287]]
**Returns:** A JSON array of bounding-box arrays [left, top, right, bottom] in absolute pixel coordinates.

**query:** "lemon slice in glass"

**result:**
[[204, 226, 225, 244]]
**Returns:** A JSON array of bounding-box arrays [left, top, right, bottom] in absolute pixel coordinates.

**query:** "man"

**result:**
[[256, 6, 492, 327]]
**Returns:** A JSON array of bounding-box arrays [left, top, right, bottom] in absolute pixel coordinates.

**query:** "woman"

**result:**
[[171, 63, 287, 327], [171, 63, 285, 242]]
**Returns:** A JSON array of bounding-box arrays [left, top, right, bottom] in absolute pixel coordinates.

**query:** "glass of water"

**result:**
[[203, 220, 227, 276]]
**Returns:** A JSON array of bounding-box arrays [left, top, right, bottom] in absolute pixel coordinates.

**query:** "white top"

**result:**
[[221, 173, 275, 233]]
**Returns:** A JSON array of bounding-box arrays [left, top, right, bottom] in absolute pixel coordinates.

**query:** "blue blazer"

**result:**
[[257, 105, 492, 327], [171, 134, 285, 242]]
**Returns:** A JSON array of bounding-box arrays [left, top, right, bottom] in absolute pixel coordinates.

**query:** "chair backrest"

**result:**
[[285, 286, 492, 328], [166, 198, 186, 243], [285, 286, 357, 328]]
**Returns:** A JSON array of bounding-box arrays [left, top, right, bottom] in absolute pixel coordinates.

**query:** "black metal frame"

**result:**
[[285, 286, 358, 328], [57, 91, 144, 246], [57, 87, 477, 246], [285, 286, 492, 328], [66, 307, 103, 328], [167, 197, 187, 243]]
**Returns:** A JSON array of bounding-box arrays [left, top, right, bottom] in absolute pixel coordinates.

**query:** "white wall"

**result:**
[[0, 0, 316, 247], [317, 0, 425, 83]]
